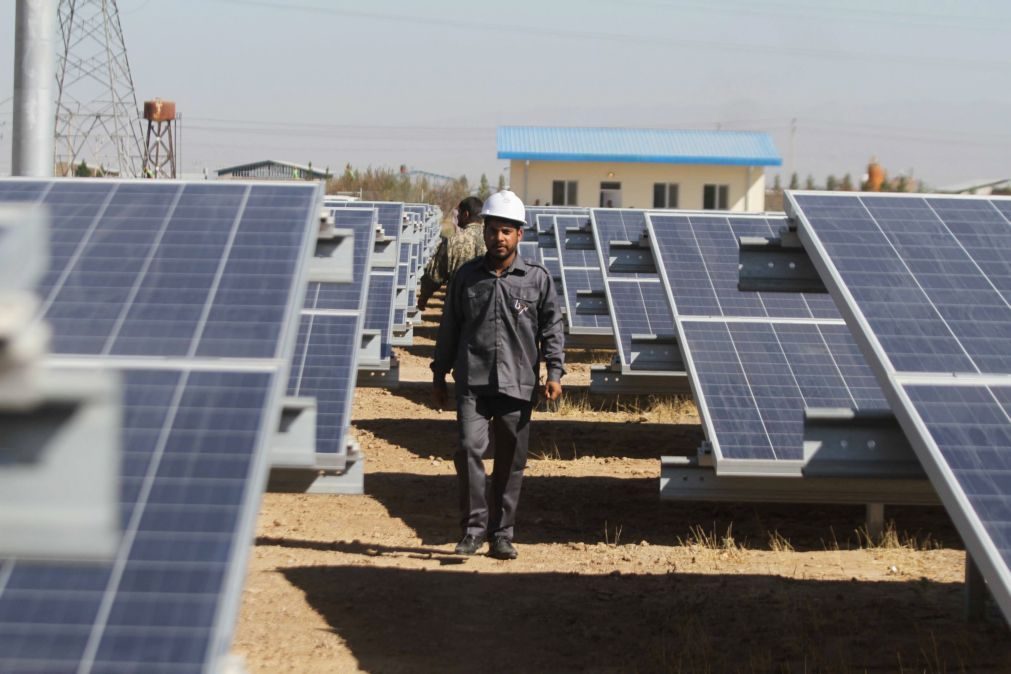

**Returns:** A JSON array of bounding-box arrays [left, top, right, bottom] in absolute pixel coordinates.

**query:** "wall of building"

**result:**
[[509, 160, 767, 212]]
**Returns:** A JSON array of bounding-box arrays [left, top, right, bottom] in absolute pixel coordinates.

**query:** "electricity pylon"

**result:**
[[55, 0, 144, 177]]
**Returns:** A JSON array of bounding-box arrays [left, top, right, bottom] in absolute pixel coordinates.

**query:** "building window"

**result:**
[[703, 184, 729, 210], [552, 180, 578, 206], [653, 183, 679, 209]]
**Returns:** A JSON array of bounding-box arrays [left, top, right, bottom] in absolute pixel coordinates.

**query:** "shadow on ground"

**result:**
[[355, 414, 701, 462], [362, 471, 958, 552], [280, 564, 1010, 673]]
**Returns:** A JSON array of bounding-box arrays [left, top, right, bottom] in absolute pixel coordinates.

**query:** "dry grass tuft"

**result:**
[[677, 523, 742, 554], [768, 529, 795, 553], [855, 521, 942, 551]]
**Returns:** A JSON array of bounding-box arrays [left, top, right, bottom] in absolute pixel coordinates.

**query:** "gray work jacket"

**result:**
[[432, 253, 565, 401]]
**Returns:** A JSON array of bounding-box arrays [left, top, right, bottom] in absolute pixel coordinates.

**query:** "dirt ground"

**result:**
[[234, 297, 1011, 673]]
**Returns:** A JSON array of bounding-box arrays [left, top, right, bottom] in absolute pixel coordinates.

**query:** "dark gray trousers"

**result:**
[[454, 392, 532, 541]]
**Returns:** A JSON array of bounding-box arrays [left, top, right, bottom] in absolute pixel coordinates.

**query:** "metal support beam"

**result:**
[[309, 227, 354, 282], [608, 239, 656, 274], [270, 396, 317, 469], [661, 456, 940, 505], [738, 230, 826, 293], [575, 289, 608, 315], [629, 334, 684, 371], [865, 502, 885, 540], [965, 554, 989, 623], [12, 0, 56, 177], [590, 362, 690, 395], [803, 407, 924, 478], [357, 358, 401, 388]]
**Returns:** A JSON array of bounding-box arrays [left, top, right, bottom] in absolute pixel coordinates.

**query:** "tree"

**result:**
[[805, 174, 816, 190], [75, 160, 91, 177], [772, 174, 782, 191], [825, 175, 838, 191], [895, 175, 910, 193], [497, 174, 506, 192], [841, 173, 854, 191], [789, 172, 799, 190], [478, 173, 491, 200]]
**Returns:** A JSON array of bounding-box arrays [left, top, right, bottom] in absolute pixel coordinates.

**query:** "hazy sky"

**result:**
[[1, 0, 1009, 187]]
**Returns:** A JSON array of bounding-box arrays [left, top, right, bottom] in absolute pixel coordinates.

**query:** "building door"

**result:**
[[599, 181, 621, 208]]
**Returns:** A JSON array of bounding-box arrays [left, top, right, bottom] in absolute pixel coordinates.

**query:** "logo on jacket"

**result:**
[[514, 299, 529, 315]]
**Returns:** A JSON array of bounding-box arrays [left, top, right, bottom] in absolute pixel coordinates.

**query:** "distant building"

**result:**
[[498, 126, 781, 211], [216, 160, 329, 181], [938, 178, 1011, 195]]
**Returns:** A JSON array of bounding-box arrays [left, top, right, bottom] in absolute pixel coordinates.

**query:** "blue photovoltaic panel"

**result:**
[[288, 314, 359, 458], [524, 206, 588, 230], [791, 193, 1011, 375], [329, 201, 404, 239], [647, 213, 838, 319], [591, 209, 654, 280], [0, 368, 276, 674], [554, 215, 598, 269], [365, 272, 396, 360], [0, 180, 318, 359], [0, 178, 315, 673], [681, 320, 887, 463], [607, 280, 675, 366], [518, 241, 539, 264], [791, 190, 1011, 623], [560, 267, 609, 331], [905, 383, 1011, 553], [293, 217, 374, 460]]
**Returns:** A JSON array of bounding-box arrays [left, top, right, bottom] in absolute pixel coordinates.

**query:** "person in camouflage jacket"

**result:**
[[417, 196, 487, 311]]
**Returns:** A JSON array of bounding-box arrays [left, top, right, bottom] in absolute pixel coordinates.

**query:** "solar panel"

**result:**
[[363, 272, 396, 362], [589, 209, 679, 374], [640, 209, 896, 474], [646, 213, 838, 319], [549, 215, 610, 334], [605, 279, 676, 368], [789, 190, 1011, 621], [289, 208, 376, 468], [0, 178, 317, 673], [680, 319, 887, 466]]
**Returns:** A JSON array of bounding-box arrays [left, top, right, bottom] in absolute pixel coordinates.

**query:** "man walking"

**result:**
[[416, 196, 486, 312], [431, 190, 565, 560]]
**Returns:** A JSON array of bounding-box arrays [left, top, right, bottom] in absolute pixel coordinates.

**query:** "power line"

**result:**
[[206, 0, 1006, 72]]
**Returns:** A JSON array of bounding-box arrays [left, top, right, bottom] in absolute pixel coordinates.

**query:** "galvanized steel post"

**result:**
[[12, 0, 57, 177]]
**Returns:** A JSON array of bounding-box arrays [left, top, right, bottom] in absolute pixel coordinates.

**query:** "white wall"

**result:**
[[510, 160, 768, 211]]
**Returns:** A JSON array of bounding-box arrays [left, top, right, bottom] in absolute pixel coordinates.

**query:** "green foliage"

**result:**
[[497, 173, 506, 192], [788, 172, 799, 190], [75, 160, 91, 177], [772, 174, 782, 191], [825, 175, 838, 191], [805, 174, 816, 190], [841, 173, 854, 191], [326, 163, 472, 217], [894, 175, 910, 193], [478, 174, 491, 200]]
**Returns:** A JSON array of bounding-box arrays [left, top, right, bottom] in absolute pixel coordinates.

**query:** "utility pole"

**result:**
[[12, 0, 57, 177], [55, 0, 144, 177], [788, 117, 797, 183]]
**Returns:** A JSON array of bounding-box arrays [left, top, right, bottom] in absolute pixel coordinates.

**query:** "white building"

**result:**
[[499, 126, 782, 212]]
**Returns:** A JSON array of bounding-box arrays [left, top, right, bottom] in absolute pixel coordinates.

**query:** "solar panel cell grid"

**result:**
[[607, 280, 674, 366], [682, 320, 887, 462], [0, 368, 275, 674], [792, 193, 1011, 375]]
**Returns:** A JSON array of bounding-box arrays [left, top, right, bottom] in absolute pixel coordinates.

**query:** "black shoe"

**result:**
[[454, 533, 486, 555], [489, 537, 518, 560]]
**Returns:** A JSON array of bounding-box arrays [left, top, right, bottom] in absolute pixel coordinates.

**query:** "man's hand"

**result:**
[[432, 376, 449, 409], [543, 380, 562, 402]]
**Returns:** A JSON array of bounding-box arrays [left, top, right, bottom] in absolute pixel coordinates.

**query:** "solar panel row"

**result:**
[[789, 190, 1011, 624], [0, 178, 320, 674]]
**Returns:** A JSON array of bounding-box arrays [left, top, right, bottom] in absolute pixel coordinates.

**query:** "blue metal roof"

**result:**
[[497, 127, 782, 167]]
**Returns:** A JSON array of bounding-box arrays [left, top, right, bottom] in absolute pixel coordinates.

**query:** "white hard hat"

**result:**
[[481, 190, 526, 226]]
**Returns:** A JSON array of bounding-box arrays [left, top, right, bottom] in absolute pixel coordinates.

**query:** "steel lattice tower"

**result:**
[[55, 0, 144, 177]]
